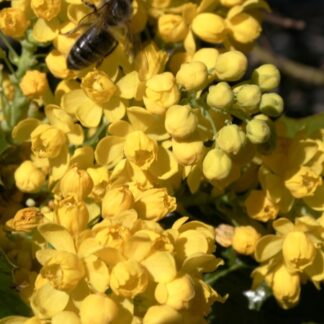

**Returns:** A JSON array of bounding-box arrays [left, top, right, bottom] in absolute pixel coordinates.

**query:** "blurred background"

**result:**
[[251, 0, 324, 118]]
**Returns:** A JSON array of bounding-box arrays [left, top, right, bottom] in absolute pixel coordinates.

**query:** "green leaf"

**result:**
[[0, 249, 31, 317], [0, 129, 10, 156]]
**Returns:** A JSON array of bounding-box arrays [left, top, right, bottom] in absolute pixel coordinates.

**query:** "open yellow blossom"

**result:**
[[6, 207, 43, 232], [31, 0, 61, 21], [245, 190, 279, 222], [110, 260, 149, 298], [19, 70, 49, 99], [0, 8, 29, 38], [31, 124, 66, 159]]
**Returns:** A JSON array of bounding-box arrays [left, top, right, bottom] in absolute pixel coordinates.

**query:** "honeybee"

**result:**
[[67, 0, 133, 70]]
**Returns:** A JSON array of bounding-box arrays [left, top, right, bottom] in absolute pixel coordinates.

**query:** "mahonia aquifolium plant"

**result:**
[[1, 0, 324, 322]]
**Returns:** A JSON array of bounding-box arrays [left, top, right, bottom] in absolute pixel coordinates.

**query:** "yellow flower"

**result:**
[[215, 51, 247, 81], [79, 294, 119, 324], [40, 251, 85, 290], [31, 0, 61, 21], [110, 260, 148, 298], [59, 167, 94, 200], [158, 14, 188, 43], [143, 72, 180, 115], [220, 0, 244, 6], [155, 274, 195, 310], [0, 8, 29, 38], [176, 61, 208, 91], [31, 124, 66, 159], [207, 82, 233, 109], [15, 160, 46, 193], [259, 93, 284, 117], [284, 166, 322, 199], [54, 196, 89, 236], [245, 190, 279, 222], [226, 11, 262, 44], [143, 305, 183, 324], [252, 64, 280, 91], [101, 186, 134, 218], [192, 48, 219, 80], [282, 231, 316, 272], [216, 124, 246, 155], [165, 105, 198, 139], [124, 130, 158, 170], [202, 148, 232, 181], [246, 117, 271, 144], [191, 13, 227, 44], [232, 226, 261, 255], [81, 70, 117, 105], [87, 166, 110, 202], [134, 188, 176, 221], [6, 207, 43, 232], [45, 50, 71, 79], [19, 70, 49, 99], [172, 137, 205, 166], [233, 84, 262, 114]]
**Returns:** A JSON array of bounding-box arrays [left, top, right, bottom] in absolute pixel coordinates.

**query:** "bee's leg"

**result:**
[[60, 22, 92, 36], [82, 0, 97, 12]]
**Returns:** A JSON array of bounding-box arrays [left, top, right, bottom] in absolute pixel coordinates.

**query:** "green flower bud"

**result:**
[[215, 51, 247, 81], [203, 148, 232, 181], [207, 82, 233, 109], [216, 124, 246, 155], [252, 64, 280, 91], [233, 84, 261, 114], [246, 118, 271, 144], [259, 93, 284, 117]]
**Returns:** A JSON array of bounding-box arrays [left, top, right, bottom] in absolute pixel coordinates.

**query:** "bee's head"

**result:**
[[111, 0, 132, 23]]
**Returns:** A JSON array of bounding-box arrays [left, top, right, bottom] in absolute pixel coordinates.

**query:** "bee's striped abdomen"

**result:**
[[67, 25, 118, 70]]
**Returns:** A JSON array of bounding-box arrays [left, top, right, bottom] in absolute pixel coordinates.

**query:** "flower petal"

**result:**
[[254, 235, 283, 262]]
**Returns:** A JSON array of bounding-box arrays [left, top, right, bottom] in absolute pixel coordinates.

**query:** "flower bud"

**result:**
[[233, 84, 261, 114], [215, 51, 247, 81], [216, 124, 246, 155], [15, 161, 46, 193], [40, 251, 85, 290], [192, 48, 219, 79], [54, 196, 89, 236], [246, 118, 271, 144], [124, 131, 158, 170], [191, 13, 226, 43], [202, 148, 232, 181], [227, 12, 261, 44], [172, 137, 205, 166], [282, 231, 316, 272], [134, 188, 176, 221], [81, 70, 117, 104], [60, 167, 93, 200], [165, 105, 198, 139], [31, 124, 66, 159], [232, 226, 261, 255], [19, 70, 49, 99], [252, 64, 280, 91], [259, 93, 284, 117], [79, 294, 119, 324], [31, 0, 61, 21], [207, 82, 233, 109], [176, 62, 208, 91], [101, 186, 134, 218], [158, 14, 188, 43], [6, 207, 43, 232], [110, 260, 148, 298], [0, 8, 29, 38], [155, 274, 195, 310], [143, 305, 183, 324], [143, 72, 180, 115]]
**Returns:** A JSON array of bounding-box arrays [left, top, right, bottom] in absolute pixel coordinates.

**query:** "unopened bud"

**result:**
[[216, 124, 246, 155], [246, 118, 271, 144], [259, 93, 284, 117], [252, 64, 280, 91], [207, 82, 233, 109], [215, 51, 247, 81], [233, 84, 261, 115]]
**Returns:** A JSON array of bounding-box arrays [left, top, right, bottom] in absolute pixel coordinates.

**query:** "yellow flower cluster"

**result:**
[[5, 0, 323, 319]]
